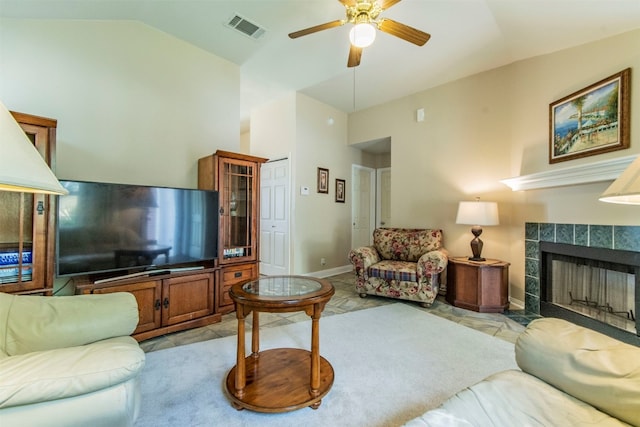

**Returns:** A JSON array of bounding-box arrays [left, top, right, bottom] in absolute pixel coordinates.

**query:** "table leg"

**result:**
[[310, 304, 321, 398], [234, 306, 246, 398], [251, 310, 260, 357]]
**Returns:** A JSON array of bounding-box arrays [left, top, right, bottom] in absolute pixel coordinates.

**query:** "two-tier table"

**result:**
[[225, 276, 335, 412]]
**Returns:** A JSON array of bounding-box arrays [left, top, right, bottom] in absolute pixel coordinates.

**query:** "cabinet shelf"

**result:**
[[0, 112, 57, 294], [198, 150, 267, 313]]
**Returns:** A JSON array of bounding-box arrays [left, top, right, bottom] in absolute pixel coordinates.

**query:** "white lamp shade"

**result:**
[[599, 155, 640, 204], [0, 102, 67, 195], [349, 23, 376, 48], [456, 201, 499, 226]]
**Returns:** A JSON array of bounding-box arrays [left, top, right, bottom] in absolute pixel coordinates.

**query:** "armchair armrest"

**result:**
[[417, 248, 449, 277], [0, 336, 145, 409], [0, 292, 139, 356], [348, 246, 381, 277]]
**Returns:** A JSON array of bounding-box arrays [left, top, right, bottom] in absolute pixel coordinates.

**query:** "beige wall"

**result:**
[[0, 19, 240, 188], [348, 29, 640, 304], [252, 93, 370, 274]]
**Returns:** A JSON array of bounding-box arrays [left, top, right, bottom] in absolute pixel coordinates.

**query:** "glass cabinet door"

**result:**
[[0, 120, 51, 293], [220, 159, 256, 262]]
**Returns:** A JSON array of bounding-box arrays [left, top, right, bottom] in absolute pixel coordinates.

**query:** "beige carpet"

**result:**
[[136, 303, 518, 427]]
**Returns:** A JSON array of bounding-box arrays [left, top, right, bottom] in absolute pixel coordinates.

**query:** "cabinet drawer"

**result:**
[[219, 263, 257, 308]]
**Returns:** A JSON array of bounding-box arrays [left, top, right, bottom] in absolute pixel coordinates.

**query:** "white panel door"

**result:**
[[351, 165, 375, 249], [260, 159, 290, 276], [376, 167, 391, 227]]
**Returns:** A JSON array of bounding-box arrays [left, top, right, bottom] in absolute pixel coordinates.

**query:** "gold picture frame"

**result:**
[[549, 68, 630, 164]]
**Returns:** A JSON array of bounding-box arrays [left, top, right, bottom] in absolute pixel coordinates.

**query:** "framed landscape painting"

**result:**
[[549, 68, 630, 164]]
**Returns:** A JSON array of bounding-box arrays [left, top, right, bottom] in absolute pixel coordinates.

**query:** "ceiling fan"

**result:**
[[288, 0, 431, 68]]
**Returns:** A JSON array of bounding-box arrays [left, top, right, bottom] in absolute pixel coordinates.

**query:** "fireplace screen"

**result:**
[[550, 259, 636, 335]]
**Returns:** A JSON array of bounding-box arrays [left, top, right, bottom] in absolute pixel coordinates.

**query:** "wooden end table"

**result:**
[[446, 257, 510, 313], [224, 276, 335, 413]]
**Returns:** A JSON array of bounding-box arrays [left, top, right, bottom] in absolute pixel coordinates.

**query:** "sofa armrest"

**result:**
[[348, 246, 381, 278], [516, 318, 640, 426], [0, 292, 139, 356], [0, 336, 145, 409], [417, 248, 449, 276]]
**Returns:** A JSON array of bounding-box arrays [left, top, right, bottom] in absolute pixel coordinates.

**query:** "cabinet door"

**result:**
[[0, 121, 53, 293], [162, 273, 214, 326], [93, 280, 162, 334], [219, 157, 258, 264]]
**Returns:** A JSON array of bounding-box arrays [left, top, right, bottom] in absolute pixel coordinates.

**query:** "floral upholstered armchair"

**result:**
[[348, 228, 448, 307]]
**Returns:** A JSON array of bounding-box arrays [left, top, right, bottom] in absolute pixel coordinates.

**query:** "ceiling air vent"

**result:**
[[226, 14, 266, 40]]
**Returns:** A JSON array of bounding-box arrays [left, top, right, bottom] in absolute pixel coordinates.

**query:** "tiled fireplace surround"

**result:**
[[524, 222, 640, 315]]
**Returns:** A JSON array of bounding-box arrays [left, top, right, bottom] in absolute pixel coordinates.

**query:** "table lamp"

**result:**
[[456, 198, 499, 261], [600, 155, 640, 204], [0, 101, 67, 195]]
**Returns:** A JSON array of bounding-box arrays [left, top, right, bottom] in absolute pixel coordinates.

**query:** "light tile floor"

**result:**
[[140, 272, 535, 353]]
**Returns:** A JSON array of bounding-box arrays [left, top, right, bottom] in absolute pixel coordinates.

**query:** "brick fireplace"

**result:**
[[525, 222, 640, 346]]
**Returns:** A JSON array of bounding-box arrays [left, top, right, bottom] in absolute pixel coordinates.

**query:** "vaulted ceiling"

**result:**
[[2, 0, 640, 133]]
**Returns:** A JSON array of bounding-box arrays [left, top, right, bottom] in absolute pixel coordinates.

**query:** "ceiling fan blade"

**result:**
[[380, 0, 402, 10], [378, 18, 431, 46], [288, 20, 344, 39], [347, 45, 362, 67], [339, 0, 357, 6]]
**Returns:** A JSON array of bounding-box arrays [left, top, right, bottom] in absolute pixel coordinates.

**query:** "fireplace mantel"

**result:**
[[501, 155, 636, 191]]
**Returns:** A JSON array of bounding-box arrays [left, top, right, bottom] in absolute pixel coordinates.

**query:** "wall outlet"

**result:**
[[320, 258, 326, 266]]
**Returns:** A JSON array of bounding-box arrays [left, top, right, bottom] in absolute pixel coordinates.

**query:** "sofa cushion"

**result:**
[[368, 260, 417, 282], [404, 370, 628, 427], [516, 318, 640, 426], [373, 228, 442, 262], [0, 336, 145, 408], [0, 292, 139, 356]]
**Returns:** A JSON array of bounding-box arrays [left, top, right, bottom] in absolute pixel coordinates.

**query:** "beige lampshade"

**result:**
[[0, 101, 67, 195], [456, 200, 499, 226], [599, 155, 640, 204]]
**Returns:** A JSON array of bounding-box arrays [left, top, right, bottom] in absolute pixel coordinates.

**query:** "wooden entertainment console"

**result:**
[[76, 267, 222, 342]]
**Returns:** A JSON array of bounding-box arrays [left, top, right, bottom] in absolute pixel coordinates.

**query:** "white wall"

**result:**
[[0, 19, 240, 188], [348, 29, 640, 303]]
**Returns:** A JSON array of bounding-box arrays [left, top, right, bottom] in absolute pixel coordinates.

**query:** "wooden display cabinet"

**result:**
[[0, 112, 57, 295], [198, 150, 267, 311], [446, 257, 510, 313], [79, 269, 220, 341]]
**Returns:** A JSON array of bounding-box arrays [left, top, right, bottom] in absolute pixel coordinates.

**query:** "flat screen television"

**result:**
[[56, 180, 219, 277]]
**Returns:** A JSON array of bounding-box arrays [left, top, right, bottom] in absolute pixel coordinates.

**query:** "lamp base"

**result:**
[[469, 226, 485, 262]]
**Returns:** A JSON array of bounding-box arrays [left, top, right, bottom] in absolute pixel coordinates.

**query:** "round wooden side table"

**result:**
[[224, 275, 335, 412]]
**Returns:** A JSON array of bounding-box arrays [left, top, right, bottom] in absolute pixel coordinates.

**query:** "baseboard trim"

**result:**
[[509, 297, 524, 310], [304, 265, 352, 279]]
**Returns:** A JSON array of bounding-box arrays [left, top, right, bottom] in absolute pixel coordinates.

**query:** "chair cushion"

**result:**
[[373, 228, 442, 262], [368, 260, 417, 282]]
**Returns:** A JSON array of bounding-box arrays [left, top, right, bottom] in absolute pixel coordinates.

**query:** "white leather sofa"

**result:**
[[0, 292, 146, 427], [406, 318, 640, 427]]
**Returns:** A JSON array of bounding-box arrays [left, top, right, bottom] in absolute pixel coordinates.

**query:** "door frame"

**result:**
[[376, 167, 391, 228]]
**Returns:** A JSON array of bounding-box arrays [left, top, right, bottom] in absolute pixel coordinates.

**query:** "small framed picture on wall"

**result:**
[[335, 179, 345, 203], [317, 167, 329, 194]]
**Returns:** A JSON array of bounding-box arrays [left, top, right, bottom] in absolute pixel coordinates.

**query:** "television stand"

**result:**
[[78, 266, 219, 341]]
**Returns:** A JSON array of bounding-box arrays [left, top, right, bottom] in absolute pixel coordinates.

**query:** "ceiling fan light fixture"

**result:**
[[349, 23, 376, 48]]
